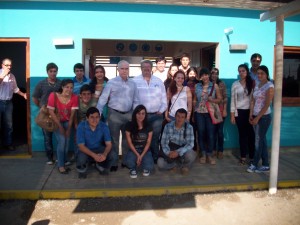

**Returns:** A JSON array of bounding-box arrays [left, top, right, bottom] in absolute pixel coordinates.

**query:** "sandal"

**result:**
[[58, 168, 69, 174], [239, 159, 247, 165], [199, 157, 206, 164]]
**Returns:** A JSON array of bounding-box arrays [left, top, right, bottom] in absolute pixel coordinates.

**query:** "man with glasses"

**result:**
[[133, 60, 167, 163], [0, 58, 27, 151], [32, 63, 61, 164]]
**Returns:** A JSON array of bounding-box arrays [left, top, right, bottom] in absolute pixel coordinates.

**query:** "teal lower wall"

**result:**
[[30, 77, 300, 151]]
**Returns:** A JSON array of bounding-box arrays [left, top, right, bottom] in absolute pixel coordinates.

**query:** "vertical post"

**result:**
[[269, 15, 284, 195]]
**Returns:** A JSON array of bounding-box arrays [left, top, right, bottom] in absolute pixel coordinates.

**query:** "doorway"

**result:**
[[0, 39, 31, 155], [83, 39, 217, 78]]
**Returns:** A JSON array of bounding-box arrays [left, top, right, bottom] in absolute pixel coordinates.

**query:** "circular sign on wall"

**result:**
[[115, 42, 125, 52], [141, 43, 151, 52], [129, 43, 138, 52]]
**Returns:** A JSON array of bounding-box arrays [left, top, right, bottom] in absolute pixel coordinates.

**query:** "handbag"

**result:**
[[206, 84, 223, 124], [35, 93, 59, 132]]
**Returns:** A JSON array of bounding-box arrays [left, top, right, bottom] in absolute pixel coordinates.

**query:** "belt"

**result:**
[[112, 108, 129, 114], [0, 99, 12, 102], [147, 112, 158, 115]]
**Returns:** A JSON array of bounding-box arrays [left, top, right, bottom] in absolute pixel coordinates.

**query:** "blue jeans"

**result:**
[[0, 100, 13, 146], [76, 145, 118, 173], [214, 118, 225, 152], [42, 128, 54, 160], [54, 121, 70, 168], [147, 113, 163, 161], [107, 108, 131, 166], [195, 112, 215, 156], [253, 114, 272, 167], [125, 148, 154, 171]]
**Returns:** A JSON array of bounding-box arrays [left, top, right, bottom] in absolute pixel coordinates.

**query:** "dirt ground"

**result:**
[[1, 188, 300, 225]]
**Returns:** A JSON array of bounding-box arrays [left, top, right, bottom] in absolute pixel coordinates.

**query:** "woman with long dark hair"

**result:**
[[125, 105, 154, 178], [47, 79, 78, 174], [194, 68, 221, 165], [247, 65, 274, 173], [164, 63, 178, 91], [210, 67, 227, 159], [230, 64, 255, 165], [90, 65, 109, 121]]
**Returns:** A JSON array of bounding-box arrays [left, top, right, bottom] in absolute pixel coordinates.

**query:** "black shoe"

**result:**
[[3, 145, 15, 151], [78, 173, 87, 179], [110, 166, 118, 172], [121, 163, 128, 169], [99, 169, 109, 176]]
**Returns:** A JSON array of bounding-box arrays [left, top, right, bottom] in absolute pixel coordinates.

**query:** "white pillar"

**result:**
[[269, 15, 284, 195]]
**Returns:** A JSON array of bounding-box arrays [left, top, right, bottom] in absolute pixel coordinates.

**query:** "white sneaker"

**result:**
[[130, 169, 137, 178], [46, 160, 54, 165], [247, 164, 256, 173], [255, 166, 270, 173], [143, 169, 150, 177], [65, 161, 72, 166]]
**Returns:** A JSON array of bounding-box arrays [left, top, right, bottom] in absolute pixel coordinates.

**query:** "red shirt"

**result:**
[[47, 92, 78, 122]]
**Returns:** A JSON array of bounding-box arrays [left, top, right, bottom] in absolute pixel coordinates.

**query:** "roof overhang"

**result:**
[[260, 0, 300, 21], [5, 0, 295, 11]]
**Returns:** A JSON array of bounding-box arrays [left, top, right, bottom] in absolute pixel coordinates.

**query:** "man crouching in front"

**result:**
[[158, 108, 196, 175], [76, 107, 117, 178]]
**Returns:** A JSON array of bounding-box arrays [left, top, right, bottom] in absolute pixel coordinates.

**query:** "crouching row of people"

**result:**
[[76, 106, 196, 178]]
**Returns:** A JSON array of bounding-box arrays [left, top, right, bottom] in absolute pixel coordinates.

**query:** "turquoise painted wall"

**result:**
[[1, 2, 300, 151]]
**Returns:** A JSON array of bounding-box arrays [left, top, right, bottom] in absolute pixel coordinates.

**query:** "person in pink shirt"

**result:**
[[48, 79, 78, 174]]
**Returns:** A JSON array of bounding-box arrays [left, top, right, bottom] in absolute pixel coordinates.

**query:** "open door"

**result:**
[[0, 38, 31, 156]]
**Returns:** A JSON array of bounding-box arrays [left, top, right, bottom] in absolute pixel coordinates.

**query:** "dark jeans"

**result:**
[[76, 145, 118, 174], [42, 128, 54, 160], [195, 112, 215, 156], [235, 109, 255, 159], [0, 100, 13, 146], [147, 113, 163, 161], [214, 118, 225, 152], [253, 114, 272, 167]]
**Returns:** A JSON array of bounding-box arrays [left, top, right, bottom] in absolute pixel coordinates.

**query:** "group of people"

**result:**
[[0, 51, 274, 179]]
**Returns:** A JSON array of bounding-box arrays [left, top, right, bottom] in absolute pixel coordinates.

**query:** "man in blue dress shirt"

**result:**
[[97, 60, 138, 171]]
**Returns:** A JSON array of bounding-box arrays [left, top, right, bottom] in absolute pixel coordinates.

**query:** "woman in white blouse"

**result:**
[[230, 64, 255, 165], [165, 70, 192, 122]]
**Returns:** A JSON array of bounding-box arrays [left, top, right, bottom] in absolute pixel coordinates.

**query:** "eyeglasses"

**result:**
[[3, 64, 12, 67]]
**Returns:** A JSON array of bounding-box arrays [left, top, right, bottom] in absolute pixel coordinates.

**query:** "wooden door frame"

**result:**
[[0, 38, 31, 155]]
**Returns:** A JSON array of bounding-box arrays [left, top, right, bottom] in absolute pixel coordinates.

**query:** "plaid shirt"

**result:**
[[161, 121, 194, 156]]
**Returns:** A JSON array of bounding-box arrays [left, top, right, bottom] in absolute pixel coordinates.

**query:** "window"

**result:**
[[282, 46, 300, 106]]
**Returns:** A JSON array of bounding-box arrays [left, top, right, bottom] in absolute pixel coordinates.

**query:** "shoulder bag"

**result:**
[[205, 84, 223, 124], [35, 92, 60, 132]]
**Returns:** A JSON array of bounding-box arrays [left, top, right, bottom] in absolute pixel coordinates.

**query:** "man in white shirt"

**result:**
[[133, 60, 167, 163], [153, 55, 168, 82], [179, 53, 191, 75]]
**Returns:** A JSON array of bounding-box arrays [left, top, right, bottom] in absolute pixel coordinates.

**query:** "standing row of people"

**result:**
[[31, 52, 274, 178]]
